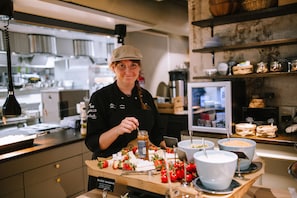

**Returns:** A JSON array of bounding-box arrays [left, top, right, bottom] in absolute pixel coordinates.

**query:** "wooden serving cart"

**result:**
[[85, 157, 265, 198]]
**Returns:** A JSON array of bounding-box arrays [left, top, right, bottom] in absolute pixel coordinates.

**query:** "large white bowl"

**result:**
[[177, 139, 214, 163], [218, 138, 256, 170], [194, 150, 238, 190]]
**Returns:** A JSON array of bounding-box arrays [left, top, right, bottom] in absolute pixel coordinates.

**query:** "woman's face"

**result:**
[[112, 60, 140, 85]]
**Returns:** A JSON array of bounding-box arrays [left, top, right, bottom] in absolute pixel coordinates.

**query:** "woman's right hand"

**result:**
[[117, 117, 139, 135]]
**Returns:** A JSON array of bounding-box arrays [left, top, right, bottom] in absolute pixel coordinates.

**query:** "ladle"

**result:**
[[232, 151, 249, 180], [202, 138, 208, 158], [189, 130, 193, 144]]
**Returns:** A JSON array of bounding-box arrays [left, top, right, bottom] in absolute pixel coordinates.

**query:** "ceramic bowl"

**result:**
[[177, 139, 214, 163], [217, 138, 256, 170], [204, 68, 217, 76], [194, 150, 238, 190]]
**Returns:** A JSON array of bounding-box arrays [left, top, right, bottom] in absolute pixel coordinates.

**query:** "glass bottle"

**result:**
[[137, 130, 149, 160]]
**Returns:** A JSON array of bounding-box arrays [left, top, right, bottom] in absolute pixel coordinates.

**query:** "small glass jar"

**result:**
[[270, 61, 282, 72], [256, 62, 268, 73], [137, 130, 149, 160], [291, 60, 297, 72]]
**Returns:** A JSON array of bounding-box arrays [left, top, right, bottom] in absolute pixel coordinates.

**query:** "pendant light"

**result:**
[[1, 0, 22, 118]]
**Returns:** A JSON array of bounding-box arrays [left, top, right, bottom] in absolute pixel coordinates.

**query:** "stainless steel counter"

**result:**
[[0, 128, 84, 163]]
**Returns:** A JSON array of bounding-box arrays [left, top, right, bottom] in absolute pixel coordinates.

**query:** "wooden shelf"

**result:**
[[192, 38, 297, 53], [193, 71, 297, 80], [192, 3, 297, 27]]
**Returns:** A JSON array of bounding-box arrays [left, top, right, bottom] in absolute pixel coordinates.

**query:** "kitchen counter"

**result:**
[[181, 130, 297, 146], [0, 128, 85, 163], [0, 128, 90, 197]]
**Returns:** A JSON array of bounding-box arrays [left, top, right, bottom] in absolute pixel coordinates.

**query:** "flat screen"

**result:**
[[187, 81, 232, 135]]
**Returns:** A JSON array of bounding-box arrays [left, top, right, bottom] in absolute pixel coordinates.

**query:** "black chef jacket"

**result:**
[[85, 81, 165, 159]]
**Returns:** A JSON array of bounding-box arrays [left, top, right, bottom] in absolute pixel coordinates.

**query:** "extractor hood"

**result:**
[[69, 39, 107, 65], [23, 34, 61, 67], [0, 30, 23, 66]]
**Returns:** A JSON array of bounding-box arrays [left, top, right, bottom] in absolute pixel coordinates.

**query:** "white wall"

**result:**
[[125, 31, 189, 96]]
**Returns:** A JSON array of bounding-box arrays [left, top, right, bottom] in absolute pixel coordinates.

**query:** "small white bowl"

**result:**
[[204, 68, 217, 76], [177, 139, 215, 162], [218, 138, 256, 170]]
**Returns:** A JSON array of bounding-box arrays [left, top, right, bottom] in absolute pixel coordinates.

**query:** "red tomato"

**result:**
[[98, 160, 108, 169], [186, 173, 193, 182], [166, 147, 174, 153], [174, 161, 184, 169], [186, 163, 196, 173], [160, 169, 167, 176], [132, 146, 138, 154], [161, 174, 168, 183], [122, 161, 133, 170], [170, 171, 178, 182], [175, 169, 184, 180]]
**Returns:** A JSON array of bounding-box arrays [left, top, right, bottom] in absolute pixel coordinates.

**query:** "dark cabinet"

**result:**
[[160, 113, 188, 141]]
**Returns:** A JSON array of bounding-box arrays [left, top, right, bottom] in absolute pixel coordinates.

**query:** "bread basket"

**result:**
[[242, 0, 277, 11], [232, 65, 253, 75]]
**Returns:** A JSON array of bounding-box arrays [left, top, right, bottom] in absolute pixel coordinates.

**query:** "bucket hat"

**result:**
[[110, 45, 143, 62]]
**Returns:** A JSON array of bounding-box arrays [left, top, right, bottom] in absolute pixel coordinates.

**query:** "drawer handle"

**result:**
[[55, 164, 60, 169], [56, 177, 61, 183]]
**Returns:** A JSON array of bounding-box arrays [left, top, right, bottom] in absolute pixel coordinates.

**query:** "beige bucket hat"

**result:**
[[110, 45, 143, 62]]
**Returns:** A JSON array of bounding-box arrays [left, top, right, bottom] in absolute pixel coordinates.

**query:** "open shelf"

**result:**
[[192, 3, 297, 27], [193, 38, 297, 53], [193, 71, 297, 80]]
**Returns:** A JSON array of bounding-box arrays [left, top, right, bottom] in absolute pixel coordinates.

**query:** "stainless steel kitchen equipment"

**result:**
[[41, 89, 89, 123], [168, 69, 188, 107]]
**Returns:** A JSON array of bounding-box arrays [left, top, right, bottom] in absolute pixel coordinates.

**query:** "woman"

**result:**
[[85, 45, 166, 190]]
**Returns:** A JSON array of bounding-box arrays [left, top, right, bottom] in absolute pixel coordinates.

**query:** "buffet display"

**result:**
[[86, 137, 264, 197]]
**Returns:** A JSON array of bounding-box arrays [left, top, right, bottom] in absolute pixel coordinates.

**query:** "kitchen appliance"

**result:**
[[41, 89, 89, 123], [168, 69, 188, 107]]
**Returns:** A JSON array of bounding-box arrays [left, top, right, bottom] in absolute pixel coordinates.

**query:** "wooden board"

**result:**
[[86, 158, 265, 197]]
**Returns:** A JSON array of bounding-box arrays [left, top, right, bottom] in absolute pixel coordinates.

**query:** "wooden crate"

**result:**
[[278, 0, 297, 6], [157, 96, 184, 114]]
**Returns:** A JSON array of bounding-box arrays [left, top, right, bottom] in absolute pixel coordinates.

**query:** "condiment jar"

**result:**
[[137, 130, 149, 160], [270, 61, 282, 72], [290, 59, 297, 72], [256, 62, 268, 73]]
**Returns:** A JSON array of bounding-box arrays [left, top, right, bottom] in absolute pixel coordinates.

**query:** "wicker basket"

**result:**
[[209, 0, 240, 16], [242, 0, 277, 11], [232, 65, 253, 75]]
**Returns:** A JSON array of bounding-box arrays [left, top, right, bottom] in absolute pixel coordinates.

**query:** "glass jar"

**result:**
[[137, 130, 149, 160]]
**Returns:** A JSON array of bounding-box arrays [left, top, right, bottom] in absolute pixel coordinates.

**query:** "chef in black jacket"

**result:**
[[85, 45, 166, 190]]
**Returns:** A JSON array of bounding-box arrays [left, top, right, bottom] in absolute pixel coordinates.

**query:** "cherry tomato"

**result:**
[[98, 160, 108, 169], [170, 171, 178, 182], [186, 163, 196, 173], [160, 169, 167, 176], [186, 173, 193, 182], [161, 174, 168, 183], [175, 169, 184, 180]]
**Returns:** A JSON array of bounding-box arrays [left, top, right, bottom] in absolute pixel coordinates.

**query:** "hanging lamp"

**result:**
[[1, 0, 22, 119]]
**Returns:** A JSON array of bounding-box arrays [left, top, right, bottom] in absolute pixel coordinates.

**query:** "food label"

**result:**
[[138, 140, 147, 159]]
